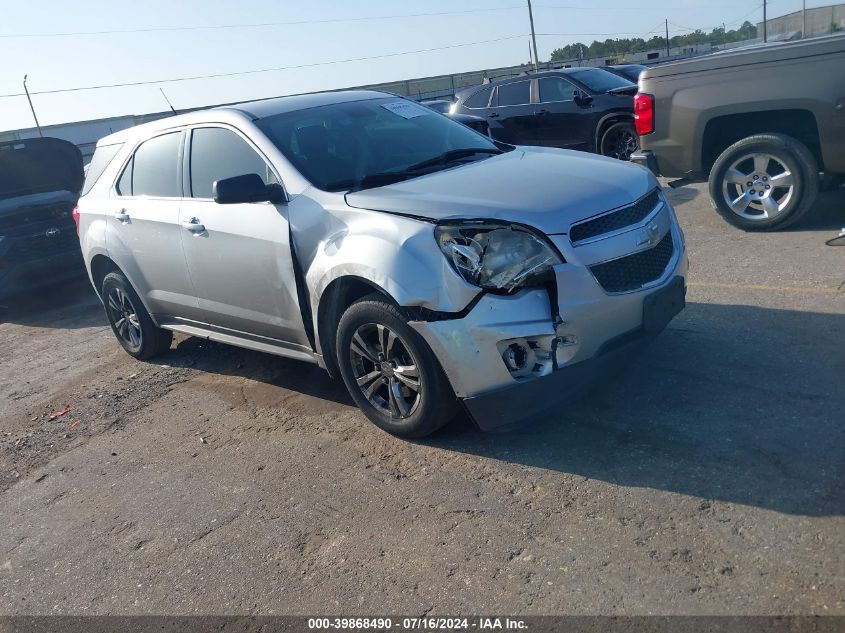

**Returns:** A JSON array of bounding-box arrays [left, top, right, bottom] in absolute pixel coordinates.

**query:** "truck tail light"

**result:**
[[72, 205, 80, 235], [634, 93, 654, 136]]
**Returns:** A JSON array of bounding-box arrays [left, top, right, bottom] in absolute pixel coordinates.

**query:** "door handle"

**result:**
[[487, 112, 499, 118], [181, 218, 206, 234], [534, 109, 550, 116], [113, 210, 130, 223]]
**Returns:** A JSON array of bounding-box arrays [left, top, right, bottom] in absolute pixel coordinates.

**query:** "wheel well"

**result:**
[[317, 277, 395, 378], [90, 255, 120, 298], [702, 110, 822, 176], [595, 115, 634, 152]]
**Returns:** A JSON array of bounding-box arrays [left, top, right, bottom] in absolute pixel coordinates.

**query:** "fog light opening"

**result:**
[[502, 343, 528, 372]]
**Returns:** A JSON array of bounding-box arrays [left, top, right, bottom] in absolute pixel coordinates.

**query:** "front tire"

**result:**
[[708, 133, 819, 231], [102, 271, 172, 360], [336, 295, 457, 438]]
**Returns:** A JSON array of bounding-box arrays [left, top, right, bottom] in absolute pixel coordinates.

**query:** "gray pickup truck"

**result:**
[[632, 34, 845, 231]]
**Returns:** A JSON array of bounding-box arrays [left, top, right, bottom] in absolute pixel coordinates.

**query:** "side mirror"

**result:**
[[213, 173, 286, 205], [574, 90, 593, 106], [827, 231, 845, 246]]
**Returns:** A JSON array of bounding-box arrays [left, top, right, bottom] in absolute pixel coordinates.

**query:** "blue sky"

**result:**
[[0, 0, 824, 131]]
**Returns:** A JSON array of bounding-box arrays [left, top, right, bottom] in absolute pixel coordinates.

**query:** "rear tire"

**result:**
[[336, 294, 457, 438], [102, 271, 172, 360], [708, 133, 818, 231], [599, 120, 639, 161]]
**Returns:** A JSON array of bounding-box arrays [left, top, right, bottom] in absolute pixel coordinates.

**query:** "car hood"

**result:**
[[345, 146, 656, 235], [0, 137, 84, 201]]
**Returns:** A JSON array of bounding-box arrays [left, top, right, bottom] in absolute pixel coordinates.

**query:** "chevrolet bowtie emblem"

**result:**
[[636, 222, 661, 248]]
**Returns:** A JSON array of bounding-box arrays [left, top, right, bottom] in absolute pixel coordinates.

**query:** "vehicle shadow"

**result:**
[[661, 184, 700, 207], [163, 336, 354, 407], [0, 278, 104, 329], [785, 186, 845, 232], [429, 302, 845, 518]]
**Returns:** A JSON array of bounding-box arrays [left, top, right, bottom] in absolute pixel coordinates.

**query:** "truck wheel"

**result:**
[[102, 271, 172, 360], [599, 121, 639, 161], [709, 133, 818, 231], [336, 294, 457, 438]]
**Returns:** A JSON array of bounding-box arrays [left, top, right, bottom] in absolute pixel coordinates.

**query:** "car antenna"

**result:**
[[159, 88, 178, 115]]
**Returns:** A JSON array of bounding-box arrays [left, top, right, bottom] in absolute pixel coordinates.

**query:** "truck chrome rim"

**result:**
[[107, 288, 142, 349], [349, 323, 421, 419], [721, 153, 795, 221], [601, 126, 638, 161]]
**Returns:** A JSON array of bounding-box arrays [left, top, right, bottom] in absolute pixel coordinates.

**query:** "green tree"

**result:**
[[549, 22, 758, 63]]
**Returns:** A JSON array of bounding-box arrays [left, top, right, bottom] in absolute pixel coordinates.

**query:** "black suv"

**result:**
[[0, 137, 85, 302], [451, 68, 638, 160]]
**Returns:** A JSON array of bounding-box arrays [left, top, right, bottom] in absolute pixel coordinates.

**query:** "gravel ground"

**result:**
[[1, 183, 843, 615]]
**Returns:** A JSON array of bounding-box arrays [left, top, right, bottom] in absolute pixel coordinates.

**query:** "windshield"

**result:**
[[566, 68, 635, 93], [256, 97, 499, 192]]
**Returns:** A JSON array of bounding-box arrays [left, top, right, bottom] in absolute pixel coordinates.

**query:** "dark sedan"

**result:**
[[450, 68, 638, 160], [605, 64, 649, 83]]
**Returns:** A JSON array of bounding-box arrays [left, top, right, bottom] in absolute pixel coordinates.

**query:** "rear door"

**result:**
[[535, 76, 594, 150], [489, 80, 536, 144], [107, 130, 200, 320], [178, 125, 309, 349]]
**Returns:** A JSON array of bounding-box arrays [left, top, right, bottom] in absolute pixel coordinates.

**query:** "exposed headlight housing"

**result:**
[[435, 222, 563, 292]]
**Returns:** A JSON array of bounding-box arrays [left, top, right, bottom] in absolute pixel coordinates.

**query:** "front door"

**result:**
[[107, 130, 200, 321], [535, 76, 594, 150], [178, 125, 309, 350]]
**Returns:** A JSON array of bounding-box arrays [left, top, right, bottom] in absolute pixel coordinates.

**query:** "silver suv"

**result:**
[[77, 90, 687, 437]]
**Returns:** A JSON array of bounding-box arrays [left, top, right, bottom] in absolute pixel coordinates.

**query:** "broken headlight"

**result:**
[[435, 223, 563, 292]]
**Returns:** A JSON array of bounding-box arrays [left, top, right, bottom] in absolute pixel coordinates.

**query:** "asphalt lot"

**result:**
[[1, 182, 843, 615]]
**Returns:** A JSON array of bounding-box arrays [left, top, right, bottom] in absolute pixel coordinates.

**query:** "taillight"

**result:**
[[72, 205, 80, 235], [634, 93, 654, 136]]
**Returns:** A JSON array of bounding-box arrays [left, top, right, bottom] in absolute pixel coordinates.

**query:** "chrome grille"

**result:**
[[570, 189, 661, 243], [589, 231, 674, 293]]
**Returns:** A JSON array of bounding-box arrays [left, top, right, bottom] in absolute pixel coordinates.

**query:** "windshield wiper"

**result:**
[[404, 147, 502, 172], [341, 148, 502, 193]]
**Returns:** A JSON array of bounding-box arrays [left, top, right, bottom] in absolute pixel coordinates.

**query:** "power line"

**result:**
[[0, 6, 524, 39], [0, 35, 529, 99], [535, 3, 752, 9]]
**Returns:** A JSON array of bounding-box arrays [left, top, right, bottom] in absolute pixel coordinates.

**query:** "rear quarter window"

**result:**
[[463, 87, 492, 109], [80, 143, 122, 196], [117, 132, 182, 198]]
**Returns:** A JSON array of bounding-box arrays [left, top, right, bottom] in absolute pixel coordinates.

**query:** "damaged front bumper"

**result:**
[[409, 241, 688, 431]]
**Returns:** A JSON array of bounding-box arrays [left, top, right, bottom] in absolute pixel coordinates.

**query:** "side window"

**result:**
[[189, 127, 272, 199], [116, 157, 133, 196], [129, 132, 182, 198], [81, 143, 122, 196], [495, 81, 530, 107], [538, 77, 577, 103], [463, 87, 492, 109]]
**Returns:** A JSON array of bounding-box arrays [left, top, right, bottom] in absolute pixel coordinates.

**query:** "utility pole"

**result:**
[[22, 75, 43, 137], [527, 0, 540, 71], [665, 19, 670, 57], [802, 0, 807, 38], [763, 0, 767, 42]]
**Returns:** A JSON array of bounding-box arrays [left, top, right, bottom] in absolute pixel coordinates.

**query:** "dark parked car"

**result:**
[[451, 69, 639, 160], [421, 99, 491, 136], [0, 137, 85, 301], [448, 112, 490, 136], [605, 64, 648, 83], [420, 99, 453, 114]]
